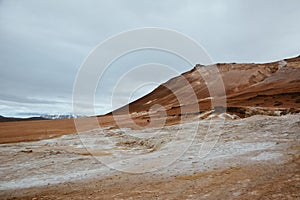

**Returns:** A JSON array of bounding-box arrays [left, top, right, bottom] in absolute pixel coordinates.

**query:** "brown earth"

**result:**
[[0, 56, 299, 144], [1, 114, 299, 199], [5, 160, 299, 200]]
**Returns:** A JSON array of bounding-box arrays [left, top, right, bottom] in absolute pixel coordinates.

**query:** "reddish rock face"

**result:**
[[111, 55, 300, 119]]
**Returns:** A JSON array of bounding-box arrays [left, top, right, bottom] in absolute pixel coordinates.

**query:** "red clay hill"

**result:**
[[1, 56, 299, 143]]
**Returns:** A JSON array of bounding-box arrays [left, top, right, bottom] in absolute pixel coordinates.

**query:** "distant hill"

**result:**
[[40, 114, 85, 120], [0, 115, 46, 122], [0, 114, 85, 123]]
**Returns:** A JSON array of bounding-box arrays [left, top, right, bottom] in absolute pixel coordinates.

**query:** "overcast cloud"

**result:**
[[0, 0, 299, 117]]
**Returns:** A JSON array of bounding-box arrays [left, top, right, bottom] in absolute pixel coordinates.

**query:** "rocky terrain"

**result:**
[[0, 114, 299, 199]]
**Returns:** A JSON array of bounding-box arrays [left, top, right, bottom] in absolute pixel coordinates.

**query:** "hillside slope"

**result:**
[[1, 56, 299, 143], [110, 56, 300, 120]]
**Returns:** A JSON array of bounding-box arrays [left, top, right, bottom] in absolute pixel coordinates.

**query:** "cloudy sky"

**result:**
[[0, 0, 299, 117]]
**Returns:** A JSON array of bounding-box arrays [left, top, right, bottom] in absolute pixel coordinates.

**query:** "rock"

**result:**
[[21, 149, 33, 153]]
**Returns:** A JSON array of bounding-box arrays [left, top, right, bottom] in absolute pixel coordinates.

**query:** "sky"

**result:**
[[0, 0, 299, 117]]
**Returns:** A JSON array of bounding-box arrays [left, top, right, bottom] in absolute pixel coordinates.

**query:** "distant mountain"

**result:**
[[0, 114, 85, 122], [0, 115, 46, 122], [40, 114, 85, 120]]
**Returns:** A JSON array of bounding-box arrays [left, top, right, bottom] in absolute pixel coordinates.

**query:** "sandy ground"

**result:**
[[1, 114, 299, 199]]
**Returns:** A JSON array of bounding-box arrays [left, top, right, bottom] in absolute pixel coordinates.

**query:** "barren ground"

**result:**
[[1, 114, 299, 199]]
